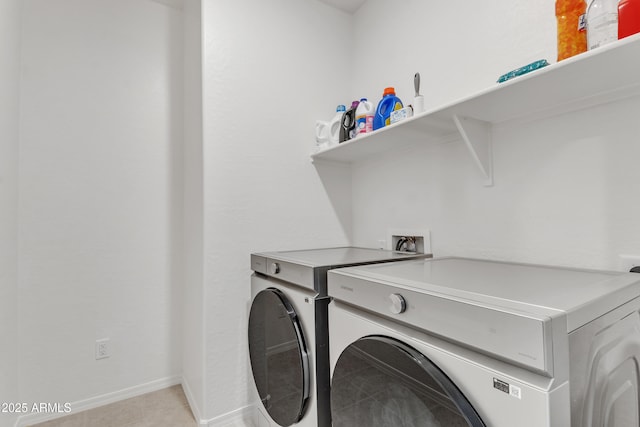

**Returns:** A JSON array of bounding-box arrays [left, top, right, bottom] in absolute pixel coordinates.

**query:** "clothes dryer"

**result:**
[[248, 247, 430, 427], [327, 257, 640, 427]]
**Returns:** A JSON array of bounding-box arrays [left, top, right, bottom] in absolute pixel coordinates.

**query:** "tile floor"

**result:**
[[29, 385, 197, 427]]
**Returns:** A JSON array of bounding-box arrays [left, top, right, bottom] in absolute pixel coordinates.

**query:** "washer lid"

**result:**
[[329, 257, 640, 375], [330, 257, 640, 332]]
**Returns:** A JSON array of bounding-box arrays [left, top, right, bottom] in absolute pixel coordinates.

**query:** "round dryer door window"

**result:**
[[248, 288, 310, 426], [331, 336, 485, 427]]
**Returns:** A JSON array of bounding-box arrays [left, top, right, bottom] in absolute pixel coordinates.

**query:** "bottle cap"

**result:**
[[336, 105, 346, 112], [360, 98, 368, 102], [351, 100, 360, 108], [383, 87, 396, 96]]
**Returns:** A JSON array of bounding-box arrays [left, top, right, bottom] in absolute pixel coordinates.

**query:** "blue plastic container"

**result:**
[[373, 87, 403, 131]]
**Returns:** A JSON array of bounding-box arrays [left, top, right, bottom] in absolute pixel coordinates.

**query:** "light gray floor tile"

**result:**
[[28, 385, 196, 427]]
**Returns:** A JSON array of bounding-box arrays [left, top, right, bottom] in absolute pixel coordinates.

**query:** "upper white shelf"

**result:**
[[311, 33, 640, 182]]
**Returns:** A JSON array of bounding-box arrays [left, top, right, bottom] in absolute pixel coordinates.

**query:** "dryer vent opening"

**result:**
[[393, 235, 424, 253], [388, 229, 431, 254]]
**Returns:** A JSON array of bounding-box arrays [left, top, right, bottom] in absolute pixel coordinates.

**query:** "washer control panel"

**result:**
[[251, 254, 317, 292], [328, 267, 551, 374]]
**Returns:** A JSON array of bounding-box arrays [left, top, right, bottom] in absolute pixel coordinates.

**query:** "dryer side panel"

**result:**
[[570, 298, 640, 427]]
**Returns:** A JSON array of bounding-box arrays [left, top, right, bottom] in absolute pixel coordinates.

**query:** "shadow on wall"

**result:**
[[312, 160, 353, 242]]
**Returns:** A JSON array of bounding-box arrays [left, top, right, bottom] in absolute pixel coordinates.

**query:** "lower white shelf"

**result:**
[[311, 111, 458, 162], [311, 112, 493, 186], [311, 34, 640, 187]]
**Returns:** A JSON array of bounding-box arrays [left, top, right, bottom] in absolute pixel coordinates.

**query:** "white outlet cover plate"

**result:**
[[95, 338, 110, 360]]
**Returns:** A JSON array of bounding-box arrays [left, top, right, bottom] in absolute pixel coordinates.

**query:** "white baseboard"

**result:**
[[181, 375, 261, 427], [14, 376, 181, 427], [205, 404, 261, 427], [180, 376, 205, 425]]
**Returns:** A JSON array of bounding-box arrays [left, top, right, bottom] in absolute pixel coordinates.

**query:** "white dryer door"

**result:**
[[248, 287, 310, 426], [331, 336, 486, 427]]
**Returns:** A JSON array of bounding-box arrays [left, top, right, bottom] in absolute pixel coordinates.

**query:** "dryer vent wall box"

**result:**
[[388, 229, 431, 254]]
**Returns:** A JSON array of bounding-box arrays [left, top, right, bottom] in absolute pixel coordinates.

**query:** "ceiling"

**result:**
[[317, 0, 367, 14]]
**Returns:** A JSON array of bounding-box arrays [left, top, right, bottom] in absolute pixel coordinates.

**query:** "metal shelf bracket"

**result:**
[[453, 114, 493, 187]]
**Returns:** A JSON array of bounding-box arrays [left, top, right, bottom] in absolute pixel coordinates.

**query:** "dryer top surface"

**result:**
[[251, 247, 430, 295], [255, 246, 427, 268], [330, 257, 640, 331]]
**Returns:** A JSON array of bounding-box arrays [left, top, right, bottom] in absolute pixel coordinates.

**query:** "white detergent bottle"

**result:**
[[355, 98, 374, 137], [329, 104, 346, 146]]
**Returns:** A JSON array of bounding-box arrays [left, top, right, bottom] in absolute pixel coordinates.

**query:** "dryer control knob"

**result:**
[[389, 293, 406, 314], [270, 262, 280, 274]]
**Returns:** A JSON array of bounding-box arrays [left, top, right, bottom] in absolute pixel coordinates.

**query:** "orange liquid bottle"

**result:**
[[556, 0, 587, 61]]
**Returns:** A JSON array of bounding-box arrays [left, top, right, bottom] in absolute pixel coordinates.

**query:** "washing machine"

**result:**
[[327, 257, 640, 427], [248, 247, 431, 427]]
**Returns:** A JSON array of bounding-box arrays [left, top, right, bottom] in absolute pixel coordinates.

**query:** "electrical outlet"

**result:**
[[95, 338, 111, 360], [388, 229, 431, 254], [619, 255, 640, 272]]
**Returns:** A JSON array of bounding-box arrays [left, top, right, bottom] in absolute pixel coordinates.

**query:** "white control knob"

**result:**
[[270, 262, 280, 274], [389, 293, 406, 314]]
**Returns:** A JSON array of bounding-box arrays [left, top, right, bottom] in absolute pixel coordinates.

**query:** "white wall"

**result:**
[[12, 1, 632, 425], [350, 0, 640, 271], [0, 1, 21, 426], [18, 0, 184, 415], [352, 0, 555, 109], [181, 0, 205, 419], [201, 0, 353, 421]]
